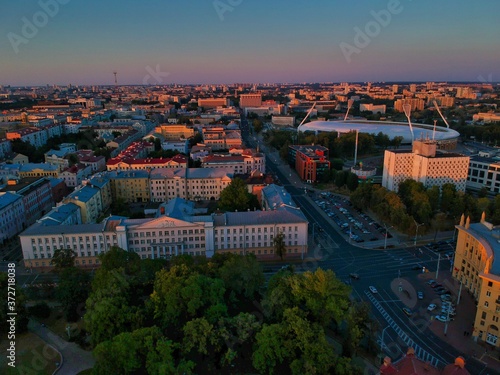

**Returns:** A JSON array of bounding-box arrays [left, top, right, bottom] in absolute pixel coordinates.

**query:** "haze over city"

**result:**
[[2, 1, 500, 375], [1, 0, 500, 85]]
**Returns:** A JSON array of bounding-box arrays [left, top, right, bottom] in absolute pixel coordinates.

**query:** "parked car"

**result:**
[[427, 279, 436, 285], [431, 283, 442, 289], [369, 286, 378, 294], [417, 292, 424, 300], [435, 315, 453, 322], [441, 295, 452, 302], [402, 307, 412, 317], [437, 290, 451, 295], [349, 273, 360, 280], [427, 304, 437, 311]]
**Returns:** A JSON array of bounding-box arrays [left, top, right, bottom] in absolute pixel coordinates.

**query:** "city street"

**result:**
[[241, 117, 498, 374]]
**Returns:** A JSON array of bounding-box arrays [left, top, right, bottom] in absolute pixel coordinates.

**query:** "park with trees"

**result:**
[[29, 246, 376, 374], [350, 180, 500, 238]]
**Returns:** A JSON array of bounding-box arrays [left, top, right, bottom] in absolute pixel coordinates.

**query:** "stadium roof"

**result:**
[[299, 120, 460, 144]]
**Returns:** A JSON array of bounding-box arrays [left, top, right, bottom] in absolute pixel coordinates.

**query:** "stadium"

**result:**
[[298, 120, 460, 150]]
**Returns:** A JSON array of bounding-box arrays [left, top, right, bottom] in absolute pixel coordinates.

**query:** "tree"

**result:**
[[273, 231, 287, 260], [346, 172, 359, 191], [334, 171, 346, 188], [93, 326, 195, 375], [252, 118, 264, 133], [218, 177, 259, 212], [391, 136, 404, 149], [290, 268, 350, 327], [217, 254, 265, 299], [490, 195, 500, 225], [150, 266, 227, 331], [56, 266, 90, 321], [50, 248, 76, 272], [350, 182, 373, 210], [426, 185, 440, 213], [85, 268, 143, 346], [99, 246, 141, 276], [253, 307, 338, 375]]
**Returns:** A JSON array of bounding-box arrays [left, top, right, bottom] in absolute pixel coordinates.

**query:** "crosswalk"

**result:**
[[365, 290, 443, 368]]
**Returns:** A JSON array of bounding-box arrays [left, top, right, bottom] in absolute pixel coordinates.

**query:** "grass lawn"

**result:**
[[0, 332, 61, 375]]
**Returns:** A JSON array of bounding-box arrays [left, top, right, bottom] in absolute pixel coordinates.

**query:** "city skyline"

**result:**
[[1, 0, 499, 85]]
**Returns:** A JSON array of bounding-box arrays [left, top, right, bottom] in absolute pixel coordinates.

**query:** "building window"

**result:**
[[485, 301, 489, 308], [488, 281, 493, 287], [487, 291, 491, 297]]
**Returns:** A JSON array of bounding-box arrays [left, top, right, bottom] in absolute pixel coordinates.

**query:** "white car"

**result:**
[[417, 292, 424, 300], [427, 304, 437, 311], [369, 286, 378, 294], [435, 315, 452, 323]]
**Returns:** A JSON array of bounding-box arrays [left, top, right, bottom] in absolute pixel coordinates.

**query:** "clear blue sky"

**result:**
[[1, 0, 499, 85]]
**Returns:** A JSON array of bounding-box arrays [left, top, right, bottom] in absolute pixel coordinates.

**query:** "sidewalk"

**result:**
[[29, 320, 95, 375], [419, 271, 500, 374]]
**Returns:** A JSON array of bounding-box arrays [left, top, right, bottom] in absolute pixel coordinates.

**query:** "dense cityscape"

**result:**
[[2, 1, 500, 374]]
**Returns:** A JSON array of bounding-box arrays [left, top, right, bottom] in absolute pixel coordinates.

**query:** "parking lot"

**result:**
[[313, 192, 392, 245]]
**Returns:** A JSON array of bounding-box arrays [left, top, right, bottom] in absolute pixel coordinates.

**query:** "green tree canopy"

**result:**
[[93, 326, 195, 375], [150, 265, 227, 330], [50, 248, 76, 272], [217, 253, 265, 299], [218, 177, 260, 212], [56, 266, 90, 321], [273, 231, 287, 261]]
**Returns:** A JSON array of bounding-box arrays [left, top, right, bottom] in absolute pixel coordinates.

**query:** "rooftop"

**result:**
[[467, 220, 500, 275], [0, 191, 22, 210], [213, 208, 307, 227], [38, 203, 80, 226]]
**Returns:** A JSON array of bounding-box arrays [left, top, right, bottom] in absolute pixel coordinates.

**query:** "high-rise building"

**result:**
[[467, 156, 500, 194], [239, 93, 262, 108], [288, 145, 330, 183], [394, 98, 425, 112], [452, 214, 500, 348], [198, 98, 229, 109], [382, 140, 469, 192]]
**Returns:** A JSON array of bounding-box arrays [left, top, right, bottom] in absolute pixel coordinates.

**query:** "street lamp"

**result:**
[[383, 224, 393, 249], [413, 220, 424, 247]]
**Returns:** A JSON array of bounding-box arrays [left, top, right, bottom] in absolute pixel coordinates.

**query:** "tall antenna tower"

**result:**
[[113, 71, 117, 85]]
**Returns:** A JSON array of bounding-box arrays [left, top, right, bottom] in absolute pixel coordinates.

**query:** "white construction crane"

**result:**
[[403, 103, 415, 142], [344, 99, 354, 121], [297, 102, 317, 130], [433, 100, 450, 129]]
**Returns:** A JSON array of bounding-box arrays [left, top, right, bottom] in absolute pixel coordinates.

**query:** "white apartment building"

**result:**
[[382, 140, 469, 192], [202, 151, 265, 175], [20, 198, 308, 269], [467, 156, 500, 194], [149, 168, 233, 202]]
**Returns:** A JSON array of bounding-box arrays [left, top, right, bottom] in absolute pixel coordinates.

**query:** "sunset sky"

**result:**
[[1, 0, 499, 85]]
